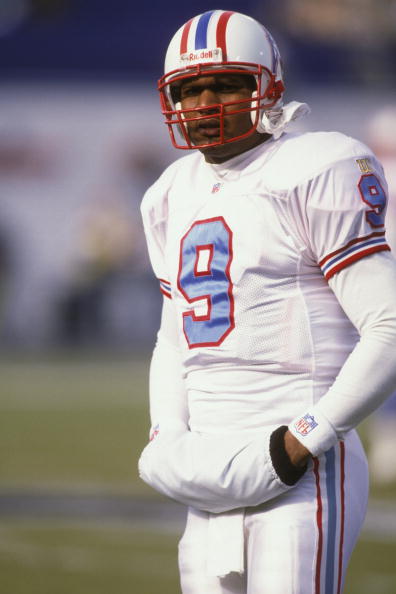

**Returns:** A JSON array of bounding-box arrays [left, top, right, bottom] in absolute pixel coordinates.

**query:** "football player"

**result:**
[[138, 10, 396, 594]]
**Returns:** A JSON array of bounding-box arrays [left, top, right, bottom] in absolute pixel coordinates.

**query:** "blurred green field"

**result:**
[[0, 354, 395, 594], [0, 354, 150, 492]]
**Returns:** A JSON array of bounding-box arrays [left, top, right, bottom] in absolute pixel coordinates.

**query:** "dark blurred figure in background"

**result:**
[[58, 194, 135, 347]]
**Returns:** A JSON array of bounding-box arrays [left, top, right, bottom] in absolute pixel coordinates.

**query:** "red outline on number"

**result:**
[[358, 173, 386, 229], [194, 244, 214, 277], [177, 216, 235, 349]]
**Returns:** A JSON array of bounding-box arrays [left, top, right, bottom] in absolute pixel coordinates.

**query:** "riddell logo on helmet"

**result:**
[[180, 48, 222, 65]]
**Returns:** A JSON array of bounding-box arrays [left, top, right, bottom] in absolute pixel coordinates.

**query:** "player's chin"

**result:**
[[194, 137, 222, 148], [190, 130, 222, 147]]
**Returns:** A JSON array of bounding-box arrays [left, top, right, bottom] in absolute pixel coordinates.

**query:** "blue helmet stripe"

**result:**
[[195, 11, 214, 50]]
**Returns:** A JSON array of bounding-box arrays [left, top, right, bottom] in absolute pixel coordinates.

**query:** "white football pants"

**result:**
[[178, 430, 368, 594]]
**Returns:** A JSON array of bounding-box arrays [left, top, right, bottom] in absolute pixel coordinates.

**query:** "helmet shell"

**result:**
[[164, 10, 283, 86], [159, 10, 284, 150]]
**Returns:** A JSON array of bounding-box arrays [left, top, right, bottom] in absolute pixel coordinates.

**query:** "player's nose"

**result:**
[[197, 88, 219, 110]]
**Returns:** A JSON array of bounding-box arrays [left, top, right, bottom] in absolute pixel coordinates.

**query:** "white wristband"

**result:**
[[288, 408, 338, 457]]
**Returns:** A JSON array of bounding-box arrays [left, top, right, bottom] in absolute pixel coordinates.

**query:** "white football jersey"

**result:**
[[141, 131, 390, 434]]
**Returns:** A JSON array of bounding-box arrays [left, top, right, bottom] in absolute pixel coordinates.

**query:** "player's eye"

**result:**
[[217, 82, 240, 92], [180, 85, 200, 98]]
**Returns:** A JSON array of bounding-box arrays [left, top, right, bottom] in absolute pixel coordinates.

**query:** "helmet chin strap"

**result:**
[[255, 100, 311, 139]]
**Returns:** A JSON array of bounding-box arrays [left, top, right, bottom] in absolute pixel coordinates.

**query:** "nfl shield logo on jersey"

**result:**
[[212, 182, 222, 194], [294, 414, 318, 436]]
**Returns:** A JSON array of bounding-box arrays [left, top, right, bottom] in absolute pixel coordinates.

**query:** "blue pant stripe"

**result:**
[[324, 447, 337, 593]]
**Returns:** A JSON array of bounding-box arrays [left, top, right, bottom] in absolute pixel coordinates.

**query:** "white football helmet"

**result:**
[[158, 10, 285, 149]]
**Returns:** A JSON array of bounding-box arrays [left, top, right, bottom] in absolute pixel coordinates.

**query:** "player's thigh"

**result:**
[[245, 431, 368, 594], [178, 508, 247, 594]]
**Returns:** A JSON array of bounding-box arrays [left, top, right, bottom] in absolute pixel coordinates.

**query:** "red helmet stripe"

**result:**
[[180, 17, 194, 55], [216, 11, 234, 61]]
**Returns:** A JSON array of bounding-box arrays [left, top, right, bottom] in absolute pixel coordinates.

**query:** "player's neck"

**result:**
[[200, 133, 272, 164]]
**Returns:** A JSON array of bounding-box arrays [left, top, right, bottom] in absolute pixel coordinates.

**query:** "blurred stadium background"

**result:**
[[0, 1, 395, 592]]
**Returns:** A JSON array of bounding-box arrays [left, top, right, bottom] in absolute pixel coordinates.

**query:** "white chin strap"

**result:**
[[256, 100, 311, 139]]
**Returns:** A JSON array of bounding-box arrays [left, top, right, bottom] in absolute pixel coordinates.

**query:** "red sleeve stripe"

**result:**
[[319, 231, 386, 268], [319, 232, 389, 280], [159, 278, 172, 299], [160, 288, 172, 299], [322, 244, 390, 281]]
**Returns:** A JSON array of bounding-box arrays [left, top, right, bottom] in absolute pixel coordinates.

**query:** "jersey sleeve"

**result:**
[[288, 251, 396, 456], [138, 424, 296, 513], [302, 154, 390, 280], [140, 166, 176, 299]]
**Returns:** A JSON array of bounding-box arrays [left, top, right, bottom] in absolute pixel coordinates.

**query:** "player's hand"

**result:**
[[284, 429, 311, 468], [269, 426, 309, 486]]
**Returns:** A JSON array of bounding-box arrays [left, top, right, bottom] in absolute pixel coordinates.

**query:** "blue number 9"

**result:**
[[358, 173, 387, 228], [178, 217, 235, 348]]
